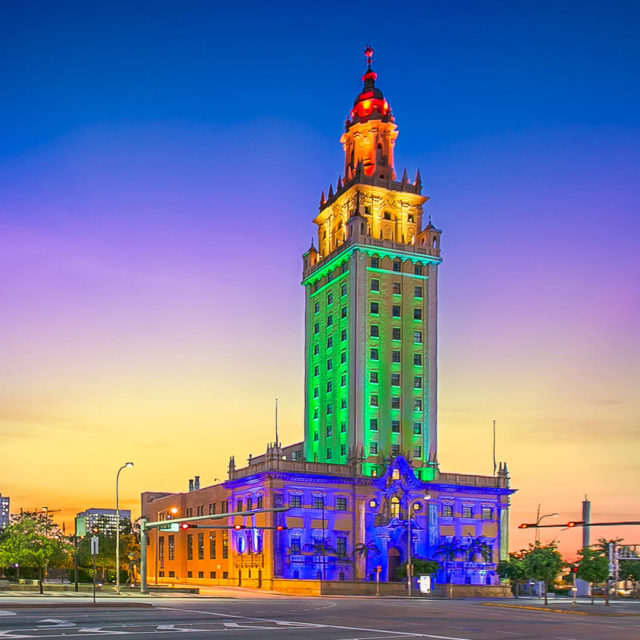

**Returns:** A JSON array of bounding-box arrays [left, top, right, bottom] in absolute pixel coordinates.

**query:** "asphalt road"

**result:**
[[0, 597, 638, 640]]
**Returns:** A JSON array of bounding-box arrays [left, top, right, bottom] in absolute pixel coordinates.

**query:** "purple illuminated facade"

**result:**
[[141, 52, 515, 591]]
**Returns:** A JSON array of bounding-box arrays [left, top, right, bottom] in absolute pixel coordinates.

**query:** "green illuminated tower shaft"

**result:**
[[301, 55, 442, 478]]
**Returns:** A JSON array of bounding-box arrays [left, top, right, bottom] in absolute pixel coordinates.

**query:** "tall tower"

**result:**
[[302, 49, 442, 479]]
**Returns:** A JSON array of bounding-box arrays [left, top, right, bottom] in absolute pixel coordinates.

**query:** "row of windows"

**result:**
[[441, 505, 494, 519], [369, 390, 422, 408], [368, 443, 422, 457], [369, 419, 423, 433], [311, 442, 348, 458], [184, 532, 230, 560], [289, 495, 348, 510], [171, 570, 228, 579], [312, 332, 348, 351], [289, 534, 348, 556], [370, 257, 425, 276], [370, 344, 423, 366]]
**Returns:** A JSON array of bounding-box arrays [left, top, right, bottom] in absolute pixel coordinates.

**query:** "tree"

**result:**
[[465, 537, 493, 562], [576, 547, 610, 605], [522, 542, 563, 605], [497, 553, 526, 597], [0, 513, 73, 594], [396, 558, 440, 579], [619, 559, 640, 597], [352, 541, 380, 579]]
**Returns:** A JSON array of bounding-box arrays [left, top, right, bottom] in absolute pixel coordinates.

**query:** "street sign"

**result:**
[[159, 523, 180, 532], [91, 536, 99, 555]]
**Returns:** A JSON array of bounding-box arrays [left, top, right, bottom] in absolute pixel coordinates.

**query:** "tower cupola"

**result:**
[[341, 46, 398, 180]]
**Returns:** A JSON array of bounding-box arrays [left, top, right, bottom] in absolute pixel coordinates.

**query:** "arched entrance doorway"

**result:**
[[388, 548, 402, 582]]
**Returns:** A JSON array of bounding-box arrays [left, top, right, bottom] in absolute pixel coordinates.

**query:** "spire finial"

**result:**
[[364, 45, 374, 70]]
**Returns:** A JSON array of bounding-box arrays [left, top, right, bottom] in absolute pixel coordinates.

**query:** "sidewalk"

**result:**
[[483, 597, 640, 617]]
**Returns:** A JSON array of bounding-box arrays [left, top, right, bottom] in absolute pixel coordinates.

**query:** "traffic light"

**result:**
[[180, 523, 197, 530], [233, 524, 244, 531], [566, 521, 584, 528], [275, 525, 285, 531], [571, 566, 578, 573], [518, 523, 529, 529]]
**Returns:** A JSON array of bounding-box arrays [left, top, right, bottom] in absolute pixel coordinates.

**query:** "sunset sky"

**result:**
[[1, 1, 638, 556]]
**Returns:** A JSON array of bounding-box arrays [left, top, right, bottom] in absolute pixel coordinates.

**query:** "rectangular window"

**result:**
[[414, 376, 422, 388], [313, 496, 324, 509], [414, 308, 422, 320], [222, 571, 228, 579], [326, 381, 332, 392], [393, 282, 401, 293], [313, 409, 318, 420], [336, 536, 347, 556], [341, 284, 347, 296], [237, 499, 243, 512], [326, 424, 332, 437], [222, 533, 229, 559], [391, 444, 400, 456], [391, 397, 400, 409], [392, 327, 401, 340], [159, 536, 165, 562], [257, 496, 263, 509], [313, 365, 319, 377], [169, 570, 175, 578], [370, 395, 379, 407], [313, 344, 319, 355], [443, 505, 453, 517], [370, 348, 379, 360], [188, 571, 192, 578], [482, 507, 492, 520], [392, 350, 401, 363], [413, 446, 422, 458], [370, 371, 379, 383], [341, 329, 347, 341], [414, 286, 423, 298], [326, 448, 332, 459], [313, 387, 319, 398], [463, 506, 473, 518], [414, 331, 422, 343], [291, 535, 301, 553], [370, 279, 380, 292], [336, 497, 347, 511], [314, 322, 319, 334], [209, 532, 217, 559], [326, 404, 332, 414], [392, 305, 401, 317], [327, 314, 333, 326], [340, 398, 346, 409], [371, 257, 379, 268], [370, 442, 378, 454], [341, 306, 347, 318], [340, 374, 346, 386], [327, 359, 333, 370], [340, 351, 346, 364], [210, 571, 216, 579], [391, 373, 400, 386], [314, 302, 320, 313], [370, 302, 379, 314], [340, 443, 346, 455], [414, 353, 422, 366], [327, 336, 333, 348], [413, 422, 422, 435], [414, 264, 423, 275], [392, 420, 400, 432], [340, 421, 346, 432], [393, 261, 401, 273], [198, 532, 204, 560], [327, 293, 333, 305], [187, 534, 193, 560], [370, 325, 379, 337], [198, 570, 204, 579], [414, 399, 422, 411]]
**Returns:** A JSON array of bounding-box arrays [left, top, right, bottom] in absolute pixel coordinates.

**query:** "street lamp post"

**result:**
[[116, 462, 134, 595], [407, 493, 431, 597], [534, 504, 558, 543]]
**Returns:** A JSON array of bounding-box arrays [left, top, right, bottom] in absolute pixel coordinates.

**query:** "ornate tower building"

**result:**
[[302, 49, 443, 480]]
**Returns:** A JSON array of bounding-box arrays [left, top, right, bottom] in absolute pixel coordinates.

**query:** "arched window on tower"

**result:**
[[390, 496, 401, 519]]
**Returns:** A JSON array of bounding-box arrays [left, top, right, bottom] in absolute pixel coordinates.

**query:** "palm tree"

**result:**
[[352, 541, 380, 579], [435, 537, 464, 561], [466, 537, 493, 563]]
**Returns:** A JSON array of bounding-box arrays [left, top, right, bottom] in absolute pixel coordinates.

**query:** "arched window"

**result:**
[[392, 468, 400, 481], [432, 237, 437, 248], [390, 497, 401, 518], [384, 212, 392, 220]]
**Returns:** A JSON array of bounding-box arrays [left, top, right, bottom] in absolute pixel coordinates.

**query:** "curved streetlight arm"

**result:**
[[115, 462, 134, 595]]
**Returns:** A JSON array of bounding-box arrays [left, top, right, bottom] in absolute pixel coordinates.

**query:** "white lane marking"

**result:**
[[0, 632, 36, 638], [0, 613, 17, 617], [76, 628, 128, 634], [156, 625, 199, 632], [37, 619, 75, 628], [156, 606, 472, 639]]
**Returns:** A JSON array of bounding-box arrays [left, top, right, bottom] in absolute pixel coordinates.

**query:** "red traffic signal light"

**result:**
[[180, 523, 197, 530], [571, 566, 578, 573], [275, 525, 285, 531], [233, 524, 244, 531], [518, 523, 529, 529], [566, 521, 584, 528]]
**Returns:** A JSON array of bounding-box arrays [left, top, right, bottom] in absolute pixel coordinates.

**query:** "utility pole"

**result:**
[[582, 496, 591, 550]]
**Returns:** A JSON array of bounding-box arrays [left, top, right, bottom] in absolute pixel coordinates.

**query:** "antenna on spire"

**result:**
[[275, 398, 279, 448], [364, 45, 374, 69]]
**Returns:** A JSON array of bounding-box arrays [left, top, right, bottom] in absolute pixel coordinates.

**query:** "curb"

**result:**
[[481, 602, 640, 617], [0, 603, 154, 609]]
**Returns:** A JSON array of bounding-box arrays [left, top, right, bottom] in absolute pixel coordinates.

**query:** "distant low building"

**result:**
[[75, 508, 131, 536], [0, 495, 9, 529]]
